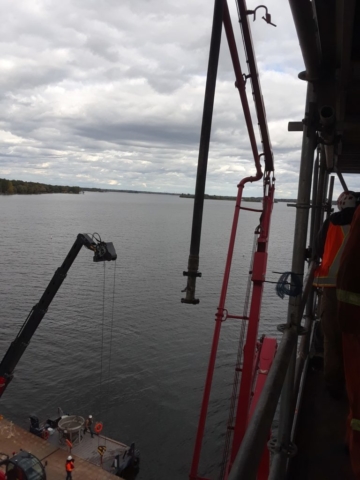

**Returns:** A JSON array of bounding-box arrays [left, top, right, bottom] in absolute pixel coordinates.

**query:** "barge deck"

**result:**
[[0, 417, 125, 479]]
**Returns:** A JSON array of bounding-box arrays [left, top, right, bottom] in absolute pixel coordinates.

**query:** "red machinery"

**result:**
[[182, 1, 277, 478]]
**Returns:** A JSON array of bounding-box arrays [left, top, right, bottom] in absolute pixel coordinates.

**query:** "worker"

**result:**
[[313, 191, 358, 398], [337, 200, 360, 478], [84, 414, 94, 438], [65, 455, 75, 480]]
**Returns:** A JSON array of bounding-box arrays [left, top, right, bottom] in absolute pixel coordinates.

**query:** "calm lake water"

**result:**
[[0, 192, 295, 479]]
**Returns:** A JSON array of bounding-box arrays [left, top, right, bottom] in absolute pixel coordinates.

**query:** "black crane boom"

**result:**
[[0, 233, 117, 399]]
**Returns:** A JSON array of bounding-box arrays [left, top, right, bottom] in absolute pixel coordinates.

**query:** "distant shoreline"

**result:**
[[0, 177, 80, 195], [180, 194, 287, 203], [0, 177, 301, 201]]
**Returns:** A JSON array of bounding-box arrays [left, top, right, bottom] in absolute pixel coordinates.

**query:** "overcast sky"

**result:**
[[1, 0, 350, 197]]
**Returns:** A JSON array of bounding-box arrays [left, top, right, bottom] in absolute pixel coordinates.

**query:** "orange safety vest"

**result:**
[[313, 223, 350, 287], [66, 461, 74, 472], [337, 206, 360, 333]]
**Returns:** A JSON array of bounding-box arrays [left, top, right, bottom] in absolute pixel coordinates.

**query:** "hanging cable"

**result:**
[[104, 260, 117, 446], [97, 261, 106, 447]]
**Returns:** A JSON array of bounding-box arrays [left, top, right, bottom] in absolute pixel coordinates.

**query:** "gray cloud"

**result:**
[[0, 0, 327, 197]]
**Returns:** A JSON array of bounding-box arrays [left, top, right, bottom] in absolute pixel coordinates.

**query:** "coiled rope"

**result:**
[[275, 272, 302, 299]]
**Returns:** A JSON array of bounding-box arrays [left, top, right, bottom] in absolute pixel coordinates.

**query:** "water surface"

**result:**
[[0, 192, 295, 479]]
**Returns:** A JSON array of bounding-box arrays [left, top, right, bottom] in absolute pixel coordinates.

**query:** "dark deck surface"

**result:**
[[288, 358, 355, 480], [47, 428, 128, 471]]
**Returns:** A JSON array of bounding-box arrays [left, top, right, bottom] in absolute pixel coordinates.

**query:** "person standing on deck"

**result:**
[[313, 191, 359, 398], [337, 202, 360, 478], [65, 455, 75, 480], [84, 414, 94, 438]]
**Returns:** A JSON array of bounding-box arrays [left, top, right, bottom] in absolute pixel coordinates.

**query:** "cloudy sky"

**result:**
[[0, 0, 323, 197]]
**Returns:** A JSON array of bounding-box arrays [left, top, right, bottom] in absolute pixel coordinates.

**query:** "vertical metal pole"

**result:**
[[293, 150, 328, 403], [268, 83, 317, 480], [182, 0, 224, 305], [309, 150, 319, 253], [313, 146, 327, 247], [326, 176, 335, 219]]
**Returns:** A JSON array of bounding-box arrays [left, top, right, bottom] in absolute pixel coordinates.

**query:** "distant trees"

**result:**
[[0, 178, 80, 195]]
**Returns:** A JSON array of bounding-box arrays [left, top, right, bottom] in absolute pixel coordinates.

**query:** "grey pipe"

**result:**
[[269, 83, 317, 480], [288, 0, 321, 81], [319, 106, 335, 170]]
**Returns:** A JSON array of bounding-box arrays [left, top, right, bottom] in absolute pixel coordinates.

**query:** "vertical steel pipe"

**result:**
[[182, 0, 224, 304], [293, 146, 327, 405], [326, 175, 335, 219], [268, 83, 317, 480], [288, 0, 321, 81], [293, 263, 316, 394], [309, 150, 319, 253], [312, 146, 327, 252]]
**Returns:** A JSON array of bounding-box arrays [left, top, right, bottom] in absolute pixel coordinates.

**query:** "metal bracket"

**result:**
[[216, 308, 228, 322], [243, 73, 251, 85], [183, 271, 202, 278], [286, 203, 312, 209], [245, 5, 276, 27], [277, 324, 307, 336], [181, 296, 200, 305]]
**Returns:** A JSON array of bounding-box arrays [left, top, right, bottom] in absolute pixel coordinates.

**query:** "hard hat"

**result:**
[[67, 456, 72, 461], [89, 415, 92, 419], [337, 191, 357, 210]]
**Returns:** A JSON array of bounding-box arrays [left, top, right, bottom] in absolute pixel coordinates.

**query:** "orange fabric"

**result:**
[[342, 334, 360, 479], [66, 461, 74, 472], [337, 206, 360, 334], [313, 223, 348, 286], [337, 207, 360, 479]]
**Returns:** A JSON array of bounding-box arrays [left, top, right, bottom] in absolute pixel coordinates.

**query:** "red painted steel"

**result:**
[[249, 337, 277, 480], [189, 173, 262, 480], [249, 337, 277, 419], [189, 0, 276, 478], [223, 1, 259, 163], [229, 180, 275, 466], [235, 0, 274, 172]]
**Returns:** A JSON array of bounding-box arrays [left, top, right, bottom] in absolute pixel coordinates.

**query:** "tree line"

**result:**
[[0, 178, 80, 195]]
